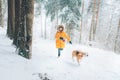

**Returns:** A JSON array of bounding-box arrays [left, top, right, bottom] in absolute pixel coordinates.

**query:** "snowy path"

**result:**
[[32, 38, 120, 80], [0, 28, 120, 80]]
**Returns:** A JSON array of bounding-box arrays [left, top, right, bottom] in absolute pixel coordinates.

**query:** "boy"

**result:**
[[55, 25, 72, 57]]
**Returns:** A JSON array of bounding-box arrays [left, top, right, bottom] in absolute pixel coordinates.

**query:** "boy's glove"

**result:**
[[60, 37, 65, 42], [69, 41, 72, 44], [60, 37, 64, 40]]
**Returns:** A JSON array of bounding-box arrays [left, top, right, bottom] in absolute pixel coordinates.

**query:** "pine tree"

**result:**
[[45, 0, 81, 29]]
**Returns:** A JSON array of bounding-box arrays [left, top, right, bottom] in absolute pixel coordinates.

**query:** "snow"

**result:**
[[0, 27, 120, 80]]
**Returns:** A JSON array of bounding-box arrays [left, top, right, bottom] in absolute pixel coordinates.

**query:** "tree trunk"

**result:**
[[66, 24, 69, 35], [105, 14, 113, 43], [79, 0, 84, 43], [0, 0, 3, 27], [13, 0, 21, 46], [0, 0, 2, 26], [7, 0, 11, 38], [89, 18, 93, 43], [9, 0, 34, 59], [92, 0, 96, 41], [106, 6, 116, 42], [26, 0, 34, 59], [40, 12, 43, 37], [44, 15, 47, 39], [114, 19, 120, 52], [89, 0, 96, 43], [18, 0, 28, 57], [7, 0, 15, 39], [56, 10, 58, 25], [93, 0, 100, 40]]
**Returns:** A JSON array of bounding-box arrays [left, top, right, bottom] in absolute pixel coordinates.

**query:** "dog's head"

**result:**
[[83, 52, 88, 57]]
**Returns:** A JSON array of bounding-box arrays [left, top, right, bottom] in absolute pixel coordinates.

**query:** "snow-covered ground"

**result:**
[[0, 26, 120, 80]]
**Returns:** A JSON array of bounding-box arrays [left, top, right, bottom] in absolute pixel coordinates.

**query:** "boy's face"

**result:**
[[59, 27, 63, 32], [59, 28, 63, 31]]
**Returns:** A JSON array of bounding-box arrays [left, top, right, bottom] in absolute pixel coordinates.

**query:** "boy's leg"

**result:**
[[58, 48, 63, 57], [58, 49, 60, 57]]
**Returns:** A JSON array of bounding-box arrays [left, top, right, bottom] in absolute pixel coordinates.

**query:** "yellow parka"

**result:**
[[55, 31, 70, 48]]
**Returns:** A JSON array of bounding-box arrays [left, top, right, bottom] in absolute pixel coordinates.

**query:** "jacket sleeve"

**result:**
[[64, 32, 71, 41], [55, 32, 59, 40]]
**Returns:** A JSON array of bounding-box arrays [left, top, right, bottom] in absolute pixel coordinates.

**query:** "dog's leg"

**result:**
[[77, 58, 80, 65], [72, 53, 75, 62], [72, 55, 75, 62]]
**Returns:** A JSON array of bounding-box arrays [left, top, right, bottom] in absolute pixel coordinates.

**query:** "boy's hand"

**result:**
[[60, 37, 65, 42]]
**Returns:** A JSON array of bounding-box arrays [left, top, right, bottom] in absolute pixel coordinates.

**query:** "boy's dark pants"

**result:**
[[58, 48, 63, 57]]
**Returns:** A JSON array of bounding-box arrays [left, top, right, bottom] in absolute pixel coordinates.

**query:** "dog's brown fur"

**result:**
[[72, 50, 88, 64]]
